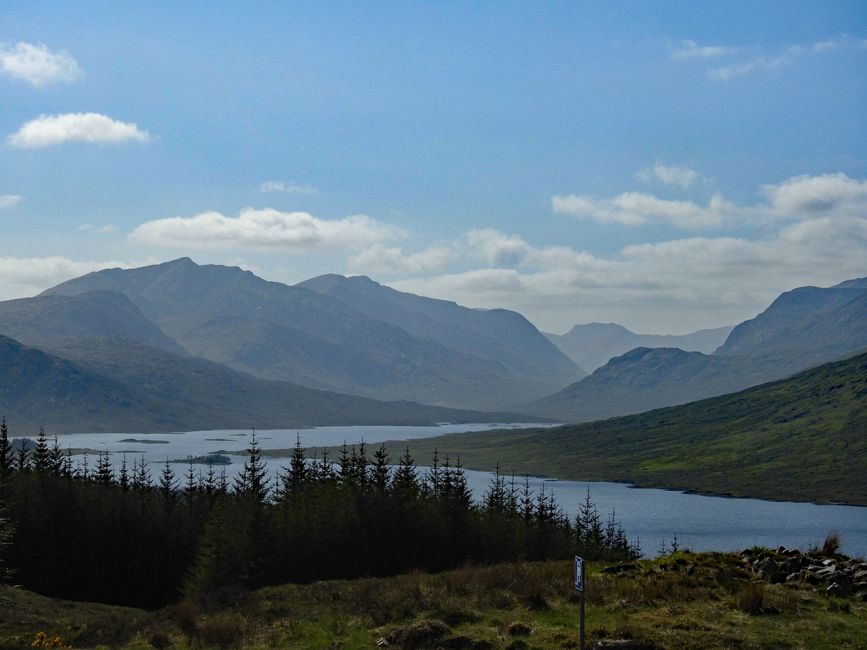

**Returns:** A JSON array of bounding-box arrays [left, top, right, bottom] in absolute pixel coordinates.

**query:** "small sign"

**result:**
[[574, 555, 584, 591]]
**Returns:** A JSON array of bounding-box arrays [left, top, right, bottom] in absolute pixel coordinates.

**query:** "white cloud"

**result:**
[[0, 42, 81, 87], [393, 214, 867, 333], [761, 173, 867, 218], [467, 228, 536, 267], [637, 162, 701, 188], [259, 180, 318, 194], [553, 172, 867, 229], [552, 191, 738, 228], [670, 39, 739, 60], [131, 207, 399, 250], [0, 256, 131, 301], [704, 36, 865, 81], [0, 194, 23, 210], [8, 113, 150, 148], [77, 223, 117, 233], [349, 243, 455, 274]]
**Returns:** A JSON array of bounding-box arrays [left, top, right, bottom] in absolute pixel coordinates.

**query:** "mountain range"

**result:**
[[42, 258, 582, 410], [544, 322, 732, 372], [0, 257, 864, 433], [527, 277, 867, 421]]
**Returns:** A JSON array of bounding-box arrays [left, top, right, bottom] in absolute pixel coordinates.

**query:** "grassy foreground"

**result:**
[[2, 552, 866, 649]]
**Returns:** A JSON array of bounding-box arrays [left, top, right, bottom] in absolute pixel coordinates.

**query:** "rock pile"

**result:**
[[741, 546, 867, 600]]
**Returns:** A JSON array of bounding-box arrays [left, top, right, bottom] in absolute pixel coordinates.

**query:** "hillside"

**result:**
[[0, 290, 184, 355], [717, 279, 867, 356], [523, 346, 813, 422], [42, 259, 576, 410], [530, 276, 867, 421], [546, 322, 732, 372], [0, 336, 535, 434], [299, 273, 584, 385], [378, 351, 867, 504]]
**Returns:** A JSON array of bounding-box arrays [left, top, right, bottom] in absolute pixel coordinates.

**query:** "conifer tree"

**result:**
[[234, 431, 269, 503], [95, 451, 114, 484], [48, 436, 64, 475], [118, 454, 130, 490], [33, 428, 49, 473], [0, 417, 12, 476], [278, 434, 307, 498], [391, 447, 418, 496], [483, 462, 507, 512], [159, 459, 178, 502], [371, 444, 390, 494]]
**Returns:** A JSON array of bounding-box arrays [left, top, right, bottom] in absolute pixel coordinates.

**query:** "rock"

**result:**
[[507, 622, 532, 637], [785, 572, 801, 583], [754, 558, 778, 578], [769, 571, 788, 584], [822, 559, 836, 567], [827, 582, 854, 598], [376, 639, 390, 647]]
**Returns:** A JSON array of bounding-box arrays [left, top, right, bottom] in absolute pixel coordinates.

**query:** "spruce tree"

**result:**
[[33, 427, 49, 473], [0, 417, 12, 476], [234, 430, 269, 503], [371, 444, 390, 494], [391, 447, 418, 496]]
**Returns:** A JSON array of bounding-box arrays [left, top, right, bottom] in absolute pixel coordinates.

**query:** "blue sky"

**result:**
[[1, 1, 866, 332]]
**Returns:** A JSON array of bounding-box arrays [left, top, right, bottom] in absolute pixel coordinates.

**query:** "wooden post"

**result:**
[[579, 590, 586, 650]]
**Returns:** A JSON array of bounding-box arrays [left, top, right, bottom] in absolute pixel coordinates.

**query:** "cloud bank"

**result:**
[[8, 113, 150, 148], [131, 208, 398, 250], [552, 172, 866, 229], [0, 42, 81, 87]]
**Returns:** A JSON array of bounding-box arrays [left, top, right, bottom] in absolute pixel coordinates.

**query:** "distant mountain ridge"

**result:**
[[526, 275, 867, 422], [40, 258, 580, 410], [545, 322, 732, 372], [299, 273, 583, 386], [0, 335, 538, 434]]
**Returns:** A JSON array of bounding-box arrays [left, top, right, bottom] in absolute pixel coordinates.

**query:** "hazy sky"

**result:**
[[1, 1, 866, 333]]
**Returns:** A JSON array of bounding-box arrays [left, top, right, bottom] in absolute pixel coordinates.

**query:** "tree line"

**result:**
[[0, 419, 639, 608]]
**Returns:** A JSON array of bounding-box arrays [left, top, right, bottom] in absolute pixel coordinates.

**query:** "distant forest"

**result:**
[[0, 419, 638, 608]]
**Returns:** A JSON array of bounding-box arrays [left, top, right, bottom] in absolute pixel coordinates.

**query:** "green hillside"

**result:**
[[378, 351, 867, 504], [0, 336, 537, 434]]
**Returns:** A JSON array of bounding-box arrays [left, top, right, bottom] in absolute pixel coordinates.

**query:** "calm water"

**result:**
[[39, 424, 867, 559]]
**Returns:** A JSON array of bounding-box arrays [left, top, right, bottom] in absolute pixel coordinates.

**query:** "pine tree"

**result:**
[[95, 451, 114, 484], [159, 460, 177, 502], [391, 447, 418, 496], [483, 462, 507, 513], [184, 459, 197, 498], [234, 430, 269, 503], [278, 434, 307, 498], [0, 417, 12, 476], [33, 428, 49, 473], [48, 436, 64, 475], [118, 454, 130, 490], [371, 444, 390, 494]]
